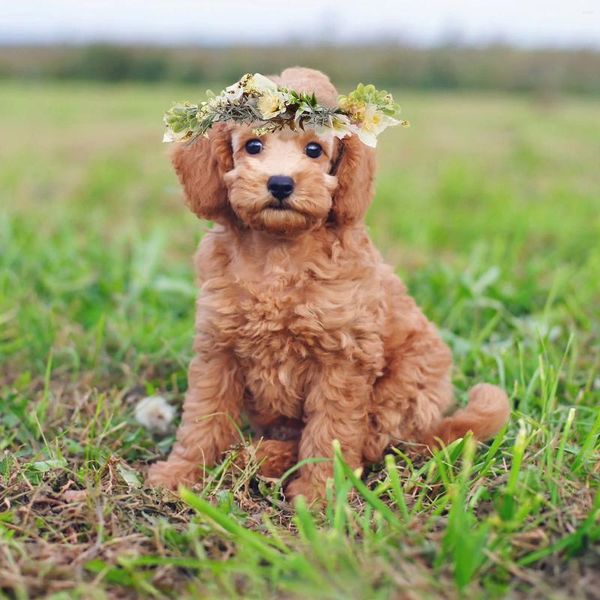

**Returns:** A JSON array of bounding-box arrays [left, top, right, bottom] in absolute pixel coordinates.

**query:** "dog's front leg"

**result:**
[[147, 350, 243, 490], [286, 365, 370, 502]]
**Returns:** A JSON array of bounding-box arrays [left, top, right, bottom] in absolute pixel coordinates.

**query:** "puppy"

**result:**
[[147, 67, 510, 501]]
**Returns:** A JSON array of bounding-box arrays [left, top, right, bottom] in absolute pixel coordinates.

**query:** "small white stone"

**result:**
[[135, 396, 176, 435]]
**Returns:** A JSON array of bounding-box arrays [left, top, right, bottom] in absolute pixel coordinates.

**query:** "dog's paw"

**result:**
[[233, 439, 298, 479], [285, 476, 325, 504], [254, 439, 299, 478], [146, 459, 201, 491]]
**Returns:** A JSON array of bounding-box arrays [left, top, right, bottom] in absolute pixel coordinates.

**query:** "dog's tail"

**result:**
[[422, 383, 510, 447]]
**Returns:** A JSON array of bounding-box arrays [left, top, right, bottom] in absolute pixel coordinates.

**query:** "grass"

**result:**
[[0, 81, 599, 598]]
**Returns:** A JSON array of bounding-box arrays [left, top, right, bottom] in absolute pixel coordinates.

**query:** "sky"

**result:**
[[1, 0, 600, 48]]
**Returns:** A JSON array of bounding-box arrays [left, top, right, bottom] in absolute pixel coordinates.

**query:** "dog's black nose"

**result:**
[[267, 175, 294, 201]]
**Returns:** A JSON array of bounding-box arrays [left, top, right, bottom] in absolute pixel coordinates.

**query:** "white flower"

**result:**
[[220, 73, 278, 106], [162, 127, 192, 143], [162, 129, 177, 143], [204, 94, 225, 111], [330, 114, 359, 139], [356, 129, 378, 148], [135, 396, 175, 434], [355, 104, 400, 147], [256, 90, 289, 120], [223, 80, 245, 103], [311, 113, 357, 141], [244, 73, 278, 95]]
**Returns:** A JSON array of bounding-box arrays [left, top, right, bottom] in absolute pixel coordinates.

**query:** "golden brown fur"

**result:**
[[147, 67, 510, 500]]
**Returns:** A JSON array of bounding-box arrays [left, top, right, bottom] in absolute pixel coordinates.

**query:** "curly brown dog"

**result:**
[[147, 67, 510, 501]]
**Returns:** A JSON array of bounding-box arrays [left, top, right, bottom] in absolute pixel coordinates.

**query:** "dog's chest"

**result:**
[[196, 234, 386, 417], [230, 271, 376, 416], [234, 273, 331, 362]]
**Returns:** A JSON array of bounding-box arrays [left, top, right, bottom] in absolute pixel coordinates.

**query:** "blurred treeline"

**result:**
[[1, 43, 600, 94]]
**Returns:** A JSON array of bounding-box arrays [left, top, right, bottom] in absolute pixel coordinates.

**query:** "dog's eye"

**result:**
[[305, 142, 323, 159], [245, 139, 263, 155]]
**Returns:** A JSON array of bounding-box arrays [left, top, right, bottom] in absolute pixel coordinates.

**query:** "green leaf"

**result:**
[[116, 463, 142, 488], [30, 458, 67, 472]]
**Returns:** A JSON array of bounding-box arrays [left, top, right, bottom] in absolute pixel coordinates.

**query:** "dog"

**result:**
[[147, 67, 510, 501]]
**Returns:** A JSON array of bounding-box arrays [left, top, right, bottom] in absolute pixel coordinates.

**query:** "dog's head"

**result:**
[[171, 67, 376, 235]]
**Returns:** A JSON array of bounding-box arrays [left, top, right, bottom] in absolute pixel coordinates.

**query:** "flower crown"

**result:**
[[162, 73, 409, 148]]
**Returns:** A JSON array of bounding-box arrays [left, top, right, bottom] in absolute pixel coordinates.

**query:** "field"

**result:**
[[0, 81, 599, 598]]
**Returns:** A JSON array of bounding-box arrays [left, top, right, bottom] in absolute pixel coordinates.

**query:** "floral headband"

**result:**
[[162, 73, 409, 148]]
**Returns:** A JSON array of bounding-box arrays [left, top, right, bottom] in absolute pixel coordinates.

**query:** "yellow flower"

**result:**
[[257, 90, 289, 120], [338, 96, 366, 122]]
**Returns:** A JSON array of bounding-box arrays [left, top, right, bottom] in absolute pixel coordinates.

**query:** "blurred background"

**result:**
[[1, 1, 599, 382], [2, 0, 600, 92]]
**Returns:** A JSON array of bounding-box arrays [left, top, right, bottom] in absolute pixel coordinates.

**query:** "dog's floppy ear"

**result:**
[[171, 123, 233, 222], [330, 134, 376, 226]]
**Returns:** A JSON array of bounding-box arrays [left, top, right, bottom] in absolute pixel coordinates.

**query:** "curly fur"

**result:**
[[147, 67, 510, 501]]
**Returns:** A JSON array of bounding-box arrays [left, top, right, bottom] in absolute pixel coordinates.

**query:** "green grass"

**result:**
[[0, 81, 599, 598]]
